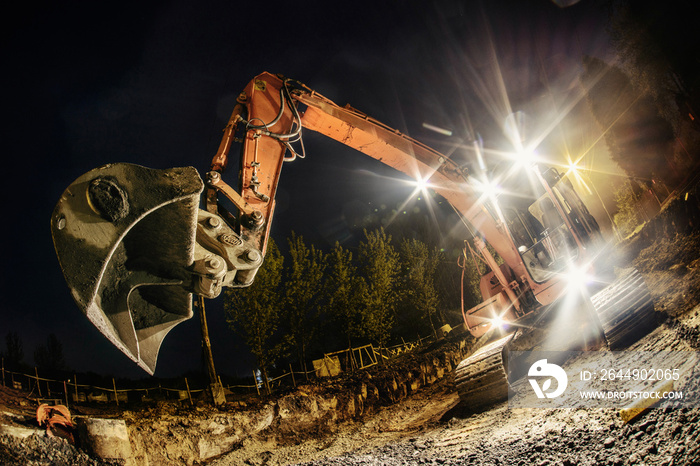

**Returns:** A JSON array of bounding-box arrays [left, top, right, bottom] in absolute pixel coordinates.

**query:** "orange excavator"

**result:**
[[51, 72, 655, 409]]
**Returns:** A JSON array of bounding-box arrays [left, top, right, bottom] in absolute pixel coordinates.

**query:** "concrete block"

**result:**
[[76, 417, 133, 465]]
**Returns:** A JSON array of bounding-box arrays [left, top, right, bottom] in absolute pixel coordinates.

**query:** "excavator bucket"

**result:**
[[51, 163, 204, 374]]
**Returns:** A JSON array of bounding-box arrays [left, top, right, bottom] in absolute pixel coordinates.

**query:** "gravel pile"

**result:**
[[297, 407, 700, 466], [0, 433, 116, 466]]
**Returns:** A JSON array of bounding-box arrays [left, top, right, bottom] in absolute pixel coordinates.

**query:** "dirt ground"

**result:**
[[2, 191, 700, 465], [203, 306, 700, 465]]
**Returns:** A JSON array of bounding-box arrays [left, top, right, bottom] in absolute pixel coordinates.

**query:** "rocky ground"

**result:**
[[288, 314, 700, 466], [2, 188, 700, 465]]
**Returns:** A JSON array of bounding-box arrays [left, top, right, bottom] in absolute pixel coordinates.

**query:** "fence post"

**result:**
[[253, 371, 260, 396], [35, 367, 42, 397], [74, 374, 78, 401], [64, 381, 69, 407], [184, 377, 193, 406], [289, 364, 296, 388], [112, 378, 119, 406], [348, 346, 357, 371]]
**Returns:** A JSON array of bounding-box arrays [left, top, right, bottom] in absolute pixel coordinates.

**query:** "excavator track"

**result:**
[[454, 269, 655, 411], [454, 333, 514, 412], [591, 268, 655, 349]]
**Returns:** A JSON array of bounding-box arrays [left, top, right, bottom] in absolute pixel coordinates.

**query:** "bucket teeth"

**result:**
[[51, 163, 204, 374]]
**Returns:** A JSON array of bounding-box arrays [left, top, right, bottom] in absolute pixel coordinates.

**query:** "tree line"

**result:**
[[581, 1, 700, 200], [3, 226, 480, 390], [224, 228, 479, 394], [1, 332, 66, 375]]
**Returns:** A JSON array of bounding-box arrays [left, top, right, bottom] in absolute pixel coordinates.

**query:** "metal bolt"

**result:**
[[56, 215, 66, 230], [206, 257, 222, 271], [207, 216, 221, 229], [206, 171, 221, 185], [242, 210, 265, 230], [244, 250, 261, 263]]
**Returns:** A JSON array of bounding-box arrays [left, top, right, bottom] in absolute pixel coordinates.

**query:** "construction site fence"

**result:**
[[0, 334, 434, 406]]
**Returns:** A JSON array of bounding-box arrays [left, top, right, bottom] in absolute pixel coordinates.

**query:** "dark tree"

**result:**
[[581, 56, 679, 187], [397, 238, 442, 338], [357, 228, 400, 349], [33, 334, 66, 372], [3, 331, 24, 370], [284, 233, 326, 376], [607, 0, 700, 129], [224, 239, 285, 395], [324, 242, 367, 368]]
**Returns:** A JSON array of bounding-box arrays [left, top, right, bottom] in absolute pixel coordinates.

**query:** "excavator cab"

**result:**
[[499, 165, 603, 284], [460, 160, 613, 339]]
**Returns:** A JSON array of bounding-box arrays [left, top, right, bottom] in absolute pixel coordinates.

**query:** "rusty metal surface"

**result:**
[[51, 163, 204, 374]]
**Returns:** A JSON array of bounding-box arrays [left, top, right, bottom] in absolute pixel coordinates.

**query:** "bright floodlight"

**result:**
[[491, 314, 505, 329], [564, 263, 593, 291], [513, 148, 539, 169], [412, 177, 430, 191], [567, 161, 579, 175], [478, 178, 499, 198], [407, 176, 433, 202], [523, 148, 539, 164]]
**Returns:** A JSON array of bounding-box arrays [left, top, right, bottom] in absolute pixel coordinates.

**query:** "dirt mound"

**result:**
[[0, 337, 469, 465], [117, 339, 470, 464], [634, 231, 700, 318]]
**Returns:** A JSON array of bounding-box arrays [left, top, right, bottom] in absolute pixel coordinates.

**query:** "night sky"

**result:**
[[2, 0, 618, 380]]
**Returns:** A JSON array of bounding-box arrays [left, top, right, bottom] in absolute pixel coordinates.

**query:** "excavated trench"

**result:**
[[121, 341, 472, 465]]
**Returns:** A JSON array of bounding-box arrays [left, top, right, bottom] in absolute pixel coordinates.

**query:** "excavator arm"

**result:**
[[295, 87, 533, 307], [51, 72, 576, 373], [212, 73, 548, 302], [205, 72, 547, 316]]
